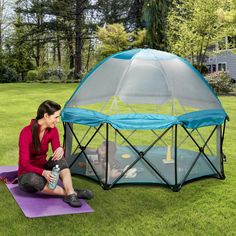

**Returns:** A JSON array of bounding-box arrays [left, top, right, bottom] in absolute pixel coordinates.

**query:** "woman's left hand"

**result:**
[[52, 147, 64, 161]]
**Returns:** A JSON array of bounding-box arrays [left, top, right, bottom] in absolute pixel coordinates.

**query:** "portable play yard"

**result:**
[[61, 48, 228, 191]]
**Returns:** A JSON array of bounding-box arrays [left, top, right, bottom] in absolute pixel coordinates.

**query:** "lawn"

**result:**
[[0, 83, 236, 236]]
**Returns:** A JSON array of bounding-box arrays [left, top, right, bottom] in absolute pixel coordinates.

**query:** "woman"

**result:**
[[18, 100, 93, 207]]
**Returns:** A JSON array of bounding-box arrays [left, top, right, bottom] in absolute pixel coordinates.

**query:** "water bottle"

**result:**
[[48, 165, 60, 190]]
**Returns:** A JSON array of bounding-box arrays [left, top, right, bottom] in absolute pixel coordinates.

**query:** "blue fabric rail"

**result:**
[[178, 109, 227, 129], [61, 107, 227, 130]]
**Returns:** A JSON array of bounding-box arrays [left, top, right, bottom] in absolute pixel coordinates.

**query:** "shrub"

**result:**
[[205, 71, 233, 94], [193, 64, 208, 75], [38, 67, 65, 81], [26, 70, 38, 81], [0, 64, 18, 83]]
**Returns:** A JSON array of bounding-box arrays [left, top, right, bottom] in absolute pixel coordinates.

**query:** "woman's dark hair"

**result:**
[[32, 100, 61, 151]]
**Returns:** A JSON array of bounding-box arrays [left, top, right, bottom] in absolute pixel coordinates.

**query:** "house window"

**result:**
[[206, 62, 227, 73], [218, 63, 227, 71], [207, 65, 212, 73], [212, 64, 216, 72]]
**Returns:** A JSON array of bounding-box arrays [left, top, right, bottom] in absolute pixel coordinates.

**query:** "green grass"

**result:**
[[0, 83, 236, 236]]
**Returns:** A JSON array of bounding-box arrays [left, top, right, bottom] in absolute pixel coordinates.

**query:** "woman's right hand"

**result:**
[[42, 170, 55, 183]]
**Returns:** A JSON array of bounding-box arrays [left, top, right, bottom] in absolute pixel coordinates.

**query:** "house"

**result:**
[[205, 50, 236, 82]]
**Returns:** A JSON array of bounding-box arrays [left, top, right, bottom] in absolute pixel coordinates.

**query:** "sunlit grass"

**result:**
[[0, 83, 235, 236]]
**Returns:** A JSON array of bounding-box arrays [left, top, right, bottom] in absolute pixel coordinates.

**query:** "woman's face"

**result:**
[[45, 110, 61, 128]]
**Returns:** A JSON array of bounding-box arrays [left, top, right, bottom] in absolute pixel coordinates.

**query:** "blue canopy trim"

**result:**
[[178, 109, 228, 129], [61, 108, 227, 130], [61, 107, 107, 127], [113, 48, 141, 60], [113, 48, 177, 61], [107, 113, 178, 130]]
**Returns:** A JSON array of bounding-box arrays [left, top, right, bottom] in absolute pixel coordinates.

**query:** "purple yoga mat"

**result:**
[[0, 166, 94, 218]]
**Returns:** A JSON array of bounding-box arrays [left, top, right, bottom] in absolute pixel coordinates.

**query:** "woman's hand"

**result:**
[[42, 170, 55, 183], [52, 147, 64, 161]]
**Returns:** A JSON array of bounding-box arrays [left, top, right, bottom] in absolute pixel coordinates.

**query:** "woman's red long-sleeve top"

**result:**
[[18, 120, 60, 176]]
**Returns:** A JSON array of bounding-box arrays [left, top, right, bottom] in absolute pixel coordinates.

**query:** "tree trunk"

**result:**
[[35, 12, 42, 67], [0, 21, 2, 64], [0, 0, 3, 57], [65, 29, 74, 80], [53, 45, 56, 63], [69, 41, 74, 70], [86, 39, 92, 71], [0, 22, 2, 52], [57, 33, 61, 66], [74, 0, 83, 80], [35, 40, 40, 67]]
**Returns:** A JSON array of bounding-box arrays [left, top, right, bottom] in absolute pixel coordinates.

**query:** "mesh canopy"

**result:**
[[66, 49, 223, 111], [62, 49, 227, 130]]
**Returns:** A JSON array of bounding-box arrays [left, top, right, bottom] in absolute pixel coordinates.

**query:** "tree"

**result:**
[[74, 0, 88, 79], [15, 0, 52, 67], [14, 0, 95, 79], [2, 0, 170, 82], [96, 23, 146, 59], [0, 0, 14, 58], [4, 14, 34, 80], [142, 0, 171, 50], [224, 0, 236, 23], [127, 0, 145, 30], [216, 0, 236, 49], [95, 0, 133, 27], [167, 0, 226, 72]]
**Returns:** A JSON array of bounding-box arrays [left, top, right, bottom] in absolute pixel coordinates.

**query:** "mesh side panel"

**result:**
[[65, 124, 222, 187]]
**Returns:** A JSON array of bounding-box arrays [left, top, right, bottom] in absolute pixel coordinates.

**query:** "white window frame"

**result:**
[[206, 62, 227, 73]]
